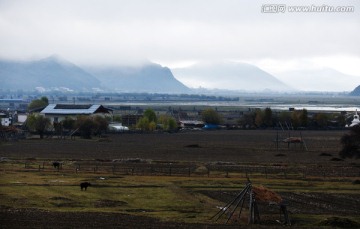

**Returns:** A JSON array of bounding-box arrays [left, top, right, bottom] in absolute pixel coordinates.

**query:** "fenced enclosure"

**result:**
[[12, 159, 360, 180]]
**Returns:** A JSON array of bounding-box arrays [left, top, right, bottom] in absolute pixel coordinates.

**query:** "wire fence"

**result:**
[[14, 160, 360, 180]]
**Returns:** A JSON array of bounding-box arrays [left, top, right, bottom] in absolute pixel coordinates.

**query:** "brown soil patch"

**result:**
[[94, 199, 128, 208], [0, 130, 348, 164], [0, 208, 253, 229], [252, 185, 282, 203]]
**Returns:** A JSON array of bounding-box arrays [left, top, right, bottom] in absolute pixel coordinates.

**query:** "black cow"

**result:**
[[80, 182, 91, 191], [52, 161, 61, 169]]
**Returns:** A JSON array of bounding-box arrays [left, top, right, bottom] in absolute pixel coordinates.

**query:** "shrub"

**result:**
[[339, 125, 360, 159]]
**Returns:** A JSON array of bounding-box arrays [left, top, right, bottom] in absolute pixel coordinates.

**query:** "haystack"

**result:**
[[252, 185, 282, 204]]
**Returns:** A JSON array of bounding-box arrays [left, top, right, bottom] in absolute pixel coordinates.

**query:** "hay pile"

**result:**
[[252, 185, 282, 204]]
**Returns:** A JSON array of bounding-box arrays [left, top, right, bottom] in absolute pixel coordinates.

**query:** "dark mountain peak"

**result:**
[[350, 85, 360, 96], [86, 63, 190, 93]]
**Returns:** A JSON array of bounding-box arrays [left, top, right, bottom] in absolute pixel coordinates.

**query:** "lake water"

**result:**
[[106, 101, 360, 112]]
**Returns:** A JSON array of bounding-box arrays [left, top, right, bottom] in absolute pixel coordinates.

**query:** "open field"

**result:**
[[1, 130, 360, 228], [0, 130, 351, 163]]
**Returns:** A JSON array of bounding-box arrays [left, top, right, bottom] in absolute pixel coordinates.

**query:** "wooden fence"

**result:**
[[18, 160, 360, 180]]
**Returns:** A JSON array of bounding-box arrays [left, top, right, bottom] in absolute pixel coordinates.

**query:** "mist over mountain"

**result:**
[[172, 62, 292, 92], [3, 55, 356, 94], [0, 56, 190, 93], [0, 56, 100, 92], [86, 64, 190, 93], [276, 68, 360, 92]]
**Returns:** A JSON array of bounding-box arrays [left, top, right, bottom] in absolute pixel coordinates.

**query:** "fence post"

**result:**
[[265, 167, 268, 179], [188, 167, 191, 177]]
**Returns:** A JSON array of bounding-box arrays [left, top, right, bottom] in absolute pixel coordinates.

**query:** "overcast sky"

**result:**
[[0, 0, 359, 88]]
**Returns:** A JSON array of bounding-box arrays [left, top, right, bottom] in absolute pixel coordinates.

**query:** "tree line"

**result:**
[[238, 108, 346, 129]]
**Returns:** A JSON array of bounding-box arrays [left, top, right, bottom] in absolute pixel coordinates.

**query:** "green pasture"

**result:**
[[0, 161, 359, 227]]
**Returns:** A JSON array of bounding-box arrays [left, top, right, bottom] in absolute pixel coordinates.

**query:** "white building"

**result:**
[[346, 110, 360, 127], [40, 104, 112, 123]]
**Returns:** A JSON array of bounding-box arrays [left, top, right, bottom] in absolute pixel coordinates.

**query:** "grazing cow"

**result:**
[[52, 161, 61, 169], [80, 182, 91, 191]]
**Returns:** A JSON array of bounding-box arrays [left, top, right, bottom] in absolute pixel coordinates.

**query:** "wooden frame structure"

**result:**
[[274, 121, 308, 151], [211, 181, 291, 225]]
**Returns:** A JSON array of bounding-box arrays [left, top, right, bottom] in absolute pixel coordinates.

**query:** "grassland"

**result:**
[[1, 130, 359, 228]]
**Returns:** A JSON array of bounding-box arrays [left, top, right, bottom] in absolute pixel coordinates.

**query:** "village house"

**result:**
[[40, 104, 113, 123]]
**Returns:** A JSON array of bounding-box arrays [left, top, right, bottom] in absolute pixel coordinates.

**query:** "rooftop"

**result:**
[[41, 104, 112, 115]]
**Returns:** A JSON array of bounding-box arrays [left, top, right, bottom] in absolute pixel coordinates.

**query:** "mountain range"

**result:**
[[350, 85, 360, 96], [172, 62, 293, 92], [0, 56, 100, 92], [85, 64, 190, 93], [276, 68, 360, 92], [1, 56, 359, 94], [0, 56, 190, 93]]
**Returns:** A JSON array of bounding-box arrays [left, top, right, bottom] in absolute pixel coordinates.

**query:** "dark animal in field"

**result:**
[[80, 182, 91, 191], [52, 161, 61, 169]]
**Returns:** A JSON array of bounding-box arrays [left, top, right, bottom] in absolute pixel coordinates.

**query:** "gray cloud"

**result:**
[[0, 0, 359, 74]]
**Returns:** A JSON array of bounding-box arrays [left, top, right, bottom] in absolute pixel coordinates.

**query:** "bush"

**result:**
[[340, 125, 360, 159], [201, 108, 222, 125], [28, 97, 49, 111], [158, 115, 178, 131]]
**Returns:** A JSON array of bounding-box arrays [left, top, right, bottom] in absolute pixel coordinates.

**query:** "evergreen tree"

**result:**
[[28, 96, 49, 111], [340, 125, 360, 159]]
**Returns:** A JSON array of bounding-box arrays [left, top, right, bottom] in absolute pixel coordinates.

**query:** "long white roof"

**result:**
[[40, 104, 109, 115]]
